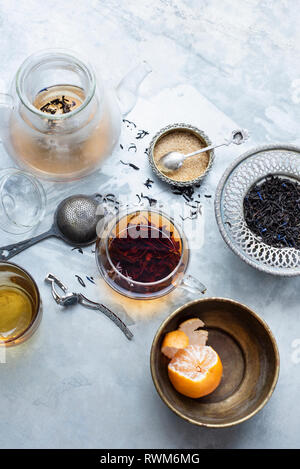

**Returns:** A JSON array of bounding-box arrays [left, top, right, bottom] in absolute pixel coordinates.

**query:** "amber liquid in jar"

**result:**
[[0, 264, 40, 346], [0, 285, 35, 343], [10, 84, 113, 180]]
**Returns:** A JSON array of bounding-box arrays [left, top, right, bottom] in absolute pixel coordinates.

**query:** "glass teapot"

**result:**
[[0, 49, 151, 181]]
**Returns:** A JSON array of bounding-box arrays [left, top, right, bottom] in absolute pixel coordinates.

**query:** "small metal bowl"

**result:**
[[215, 144, 300, 276], [150, 297, 279, 428], [148, 123, 214, 187]]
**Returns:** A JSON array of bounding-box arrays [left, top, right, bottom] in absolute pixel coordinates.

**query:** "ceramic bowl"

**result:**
[[150, 297, 279, 428]]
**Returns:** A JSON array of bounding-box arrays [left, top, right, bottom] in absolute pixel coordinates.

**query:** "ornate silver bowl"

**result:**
[[148, 123, 215, 187], [215, 144, 300, 276]]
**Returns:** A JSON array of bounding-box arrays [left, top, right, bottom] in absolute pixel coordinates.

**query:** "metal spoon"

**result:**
[[0, 193, 104, 261], [45, 273, 133, 341], [158, 129, 249, 174]]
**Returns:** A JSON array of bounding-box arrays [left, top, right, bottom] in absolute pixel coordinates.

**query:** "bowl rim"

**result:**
[[214, 143, 300, 277], [150, 296, 280, 428]]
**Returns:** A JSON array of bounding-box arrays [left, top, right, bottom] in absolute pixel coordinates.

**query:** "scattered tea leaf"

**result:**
[[86, 276, 95, 285], [120, 160, 140, 170], [72, 247, 83, 254], [75, 275, 86, 287], [136, 129, 149, 139]]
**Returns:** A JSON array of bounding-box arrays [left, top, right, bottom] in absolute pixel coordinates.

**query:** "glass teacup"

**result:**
[[0, 262, 42, 347], [96, 208, 206, 300]]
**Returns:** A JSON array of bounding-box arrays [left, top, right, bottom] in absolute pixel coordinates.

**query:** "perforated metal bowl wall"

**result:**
[[215, 144, 300, 276]]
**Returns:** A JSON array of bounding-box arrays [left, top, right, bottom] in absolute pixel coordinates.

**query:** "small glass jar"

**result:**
[[96, 208, 206, 300], [0, 262, 42, 347]]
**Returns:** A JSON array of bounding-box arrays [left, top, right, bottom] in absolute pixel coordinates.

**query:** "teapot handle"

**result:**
[[0, 93, 14, 143], [115, 61, 152, 116]]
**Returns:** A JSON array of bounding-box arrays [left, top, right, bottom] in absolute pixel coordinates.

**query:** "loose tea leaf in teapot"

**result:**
[[34, 85, 84, 115]]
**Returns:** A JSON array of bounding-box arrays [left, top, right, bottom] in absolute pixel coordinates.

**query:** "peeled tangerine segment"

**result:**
[[168, 345, 223, 398], [178, 317, 208, 346], [161, 330, 189, 359]]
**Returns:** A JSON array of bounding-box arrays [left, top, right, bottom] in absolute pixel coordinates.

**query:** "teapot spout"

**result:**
[[116, 61, 152, 116], [0, 94, 13, 141]]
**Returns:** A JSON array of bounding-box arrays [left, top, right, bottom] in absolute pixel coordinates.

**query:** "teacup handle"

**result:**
[[177, 274, 207, 295]]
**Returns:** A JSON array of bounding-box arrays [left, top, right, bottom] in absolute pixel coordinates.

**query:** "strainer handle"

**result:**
[[0, 228, 56, 261]]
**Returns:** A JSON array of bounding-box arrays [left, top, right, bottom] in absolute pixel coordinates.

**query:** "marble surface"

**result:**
[[0, 0, 300, 449]]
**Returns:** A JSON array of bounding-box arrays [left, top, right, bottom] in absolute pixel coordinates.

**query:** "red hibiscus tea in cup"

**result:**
[[108, 218, 182, 283], [96, 210, 190, 299]]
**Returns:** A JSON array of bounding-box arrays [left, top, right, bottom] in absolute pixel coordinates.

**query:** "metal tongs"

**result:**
[[45, 273, 133, 340]]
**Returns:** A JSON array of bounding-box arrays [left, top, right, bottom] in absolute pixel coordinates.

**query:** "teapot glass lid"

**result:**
[[0, 168, 46, 234]]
